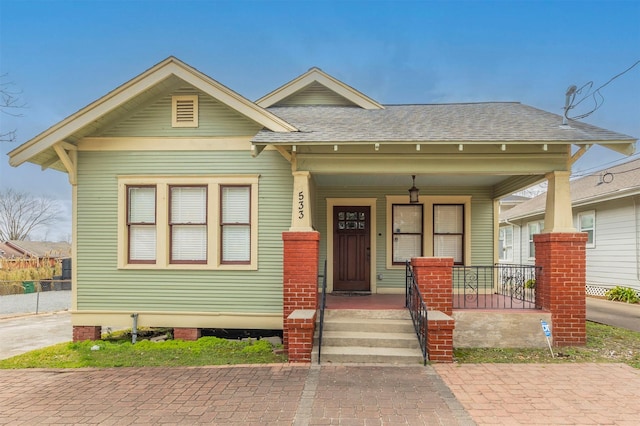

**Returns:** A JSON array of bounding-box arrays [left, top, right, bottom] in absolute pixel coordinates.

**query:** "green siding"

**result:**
[[315, 186, 495, 290], [98, 87, 262, 137], [76, 150, 292, 313], [276, 82, 358, 106]]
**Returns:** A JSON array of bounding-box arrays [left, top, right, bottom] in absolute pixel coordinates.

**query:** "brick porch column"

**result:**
[[534, 233, 588, 346], [283, 231, 320, 359], [411, 257, 455, 363], [411, 257, 454, 315]]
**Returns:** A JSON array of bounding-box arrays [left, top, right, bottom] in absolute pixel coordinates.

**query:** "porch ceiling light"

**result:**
[[408, 175, 420, 204]]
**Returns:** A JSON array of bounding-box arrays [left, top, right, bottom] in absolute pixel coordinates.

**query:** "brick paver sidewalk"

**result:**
[[4, 362, 637, 425], [0, 364, 473, 425], [435, 363, 640, 425]]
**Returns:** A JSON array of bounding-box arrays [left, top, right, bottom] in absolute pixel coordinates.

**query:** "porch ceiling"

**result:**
[[314, 173, 510, 188]]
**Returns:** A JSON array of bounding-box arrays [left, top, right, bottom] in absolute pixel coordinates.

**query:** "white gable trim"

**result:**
[[256, 67, 383, 110], [9, 57, 297, 167]]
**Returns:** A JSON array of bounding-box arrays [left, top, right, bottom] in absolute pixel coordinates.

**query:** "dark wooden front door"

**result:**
[[333, 206, 370, 292]]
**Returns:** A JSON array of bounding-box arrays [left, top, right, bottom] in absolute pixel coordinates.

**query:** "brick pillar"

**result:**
[[411, 257, 454, 315], [283, 231, 320, 355], [427, 312, 455, 363], [173, 328, 201, 341], [286, 310, 317, 363], [534, 233, 587, 346], [73, 326, 101, 342]]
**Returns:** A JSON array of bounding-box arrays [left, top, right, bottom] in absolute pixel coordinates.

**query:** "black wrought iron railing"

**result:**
[[452, 264, 541, 309], [405, 261, 428, 366], [317, 260, 327, 365]]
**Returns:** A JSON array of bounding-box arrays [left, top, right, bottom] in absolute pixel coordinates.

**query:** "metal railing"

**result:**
[[452, 264, 541, 309], [317, 260, 327, 365], [405, 261, 428, 366]]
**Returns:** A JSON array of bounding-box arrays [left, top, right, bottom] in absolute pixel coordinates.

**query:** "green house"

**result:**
[[9, 57, 636, 348]]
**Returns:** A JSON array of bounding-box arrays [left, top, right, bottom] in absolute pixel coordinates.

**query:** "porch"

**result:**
[[286, 231, 588, 364]]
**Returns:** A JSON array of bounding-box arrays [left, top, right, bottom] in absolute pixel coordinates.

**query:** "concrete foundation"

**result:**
[[453, 310, 552, 348]]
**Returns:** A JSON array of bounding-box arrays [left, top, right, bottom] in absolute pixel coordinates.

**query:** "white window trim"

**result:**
[[385, 195, 471, 268], [172, 95, 199, 128], [527, 221, 544, 260], [577, 210, 596, 249], [499, 225, 514, 262], [118, 175, 259, 270]]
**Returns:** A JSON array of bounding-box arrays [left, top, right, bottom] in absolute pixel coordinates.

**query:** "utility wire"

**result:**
[[565, 60, 640, 121], [571, 152, 640, 178]]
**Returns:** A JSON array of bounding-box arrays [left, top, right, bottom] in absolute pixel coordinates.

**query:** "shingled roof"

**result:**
[[501, 157, 640, 221], [0, 241, 71, 259], [253, 103, 635, 144]]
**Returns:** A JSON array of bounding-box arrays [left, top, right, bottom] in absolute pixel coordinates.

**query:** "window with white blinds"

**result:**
[[127, 186, 156, 263], [170, 186, 207, 263], [221, 186, 250, 263], [392, 204, 423, 264], [433, 204, 464, 264]]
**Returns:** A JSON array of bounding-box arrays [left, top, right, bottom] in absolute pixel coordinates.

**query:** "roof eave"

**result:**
[[9, 57, 297, 167], [256, 67, 384, 110]]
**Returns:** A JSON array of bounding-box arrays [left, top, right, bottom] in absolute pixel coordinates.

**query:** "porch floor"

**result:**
[[324, 294, 405, 310]]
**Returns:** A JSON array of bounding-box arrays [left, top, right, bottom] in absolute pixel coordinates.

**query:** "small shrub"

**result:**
[[605, 286, 640, 304], [524, 279, 536, 289], [241, 339, 273, 354]]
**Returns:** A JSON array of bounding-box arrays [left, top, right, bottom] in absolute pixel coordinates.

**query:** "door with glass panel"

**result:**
[[333, 206, 370, 292]]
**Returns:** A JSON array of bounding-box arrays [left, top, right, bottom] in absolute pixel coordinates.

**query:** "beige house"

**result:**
[[8, 57, 636, 344]]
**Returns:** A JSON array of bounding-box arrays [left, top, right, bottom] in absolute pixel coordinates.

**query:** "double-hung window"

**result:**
[[127, 186, 156, 263], [527, 221, 544, 259], [170, 186, 207, 263], [221, 186, 251, 264], [392, 204, 423, 264], [578, 211, 595, 248], [119, 176, 258, 269], [433, 204, 464, 264], [498, 226, 513, 262]]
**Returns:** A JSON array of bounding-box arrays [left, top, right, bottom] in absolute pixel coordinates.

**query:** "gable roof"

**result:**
[[501, 156, 640, 222], [253, 103, 636, 147], [256, 67, 383, 110], [8, 57, 297, 168]]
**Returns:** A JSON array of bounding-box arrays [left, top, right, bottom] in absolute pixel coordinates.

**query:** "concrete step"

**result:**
[[321, 309, 410, 320], [316, 330, 420, 349], [319, 318, 416, 334], [313, 309, 424, 365], [312, 345, 425, 365]]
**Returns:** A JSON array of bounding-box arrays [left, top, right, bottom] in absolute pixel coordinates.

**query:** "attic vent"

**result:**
[[172, 95, 199, 128]]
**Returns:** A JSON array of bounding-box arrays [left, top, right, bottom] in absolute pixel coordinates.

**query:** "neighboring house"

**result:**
[[500, 158, 640, 296], [7, 57, 637, 344], [0, 240, 71, 268], [498, 194, 530, 216]]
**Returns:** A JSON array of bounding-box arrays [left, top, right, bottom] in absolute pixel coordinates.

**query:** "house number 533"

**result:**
[[298, 191, 304, 219]]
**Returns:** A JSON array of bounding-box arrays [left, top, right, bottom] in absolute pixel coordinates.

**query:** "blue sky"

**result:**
[[1, 0, 639, 240]]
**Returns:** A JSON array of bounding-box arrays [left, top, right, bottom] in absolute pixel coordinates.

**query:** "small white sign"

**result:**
[[541, 320, 551, 337], [540, 319, 554, 357]]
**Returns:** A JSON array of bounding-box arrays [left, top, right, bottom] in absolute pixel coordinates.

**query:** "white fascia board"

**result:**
[[256, 68, 383, 110], [9, 68, 172, 167], [169, 65, 297, 133], [572, 187, 640, 208], [596, 141, 637, 156], [9, 58, 296, 167]]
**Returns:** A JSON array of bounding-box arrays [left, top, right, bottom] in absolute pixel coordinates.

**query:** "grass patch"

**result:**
[[0, 335, 286, 369], [454, 322, 640, 369]]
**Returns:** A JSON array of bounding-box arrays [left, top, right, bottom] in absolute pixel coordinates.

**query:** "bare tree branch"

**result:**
[[0, 189, 62, 241], [1, 74, 27, 143]]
